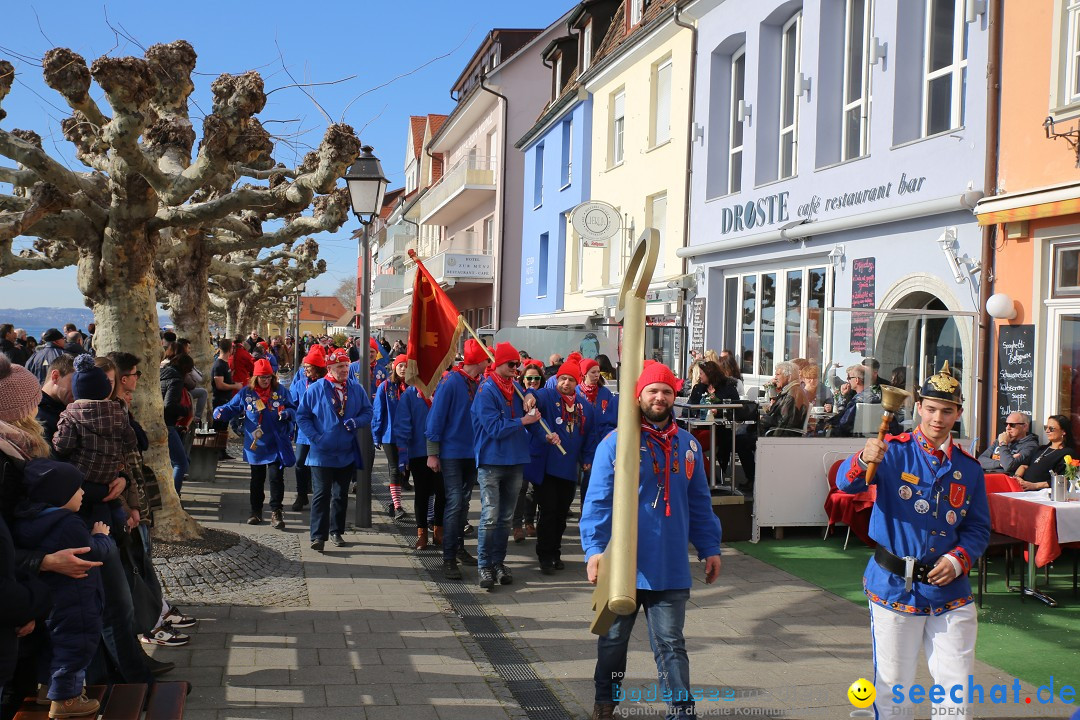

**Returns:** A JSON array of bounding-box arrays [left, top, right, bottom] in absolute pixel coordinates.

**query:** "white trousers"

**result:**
[[869, 602, 977, 718]]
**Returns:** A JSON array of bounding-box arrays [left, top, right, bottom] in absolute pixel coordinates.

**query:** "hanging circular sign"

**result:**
[[571, 201, 621, 248]]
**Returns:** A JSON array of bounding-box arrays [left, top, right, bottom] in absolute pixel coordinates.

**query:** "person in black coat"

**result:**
[[0, 512, 50, 699], [687, 360, 742, 480], [0, 326, 26, 367]]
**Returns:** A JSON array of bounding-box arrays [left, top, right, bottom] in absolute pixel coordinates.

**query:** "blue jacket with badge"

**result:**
[[425, 370, 479, 461], [296, 377, 373, 468], [349, 358, 388, 398], [471, 378, 539, 466], [838, 428, 990, 615], [290, 372, 316, 445], [372, 378, 407, 446], [528, 387, 599, 481], [213, 385, 297, 466], [393, 386, 431, 461], [580, 424, 721, 591], [578, 384, 619, 438]]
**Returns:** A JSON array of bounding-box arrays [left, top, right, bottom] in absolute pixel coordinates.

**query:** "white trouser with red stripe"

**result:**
[[869, 601, 977, 718]]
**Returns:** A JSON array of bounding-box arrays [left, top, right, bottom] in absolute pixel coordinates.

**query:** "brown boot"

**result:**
[[432, 525, 443, 545], [49, 694, 100, 719], [415, 527, 429, 551], [512, 526, 526, 543], [592, 702, 616, 720]]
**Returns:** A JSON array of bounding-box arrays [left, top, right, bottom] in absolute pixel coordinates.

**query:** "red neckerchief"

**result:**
[[324, 375, 347, 417], [455, 368, 479, 400], [641, 419, 680, 517], [416, 388, 432, 408], [253, 383, 273, 406], [384, 378, 406, 401], [490, 373, 516, 409], [579, 381, 599, 405], [560, 391, 581, 434]]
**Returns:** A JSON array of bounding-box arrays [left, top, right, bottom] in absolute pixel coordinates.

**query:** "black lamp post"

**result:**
[[344, 145, 388, 528]]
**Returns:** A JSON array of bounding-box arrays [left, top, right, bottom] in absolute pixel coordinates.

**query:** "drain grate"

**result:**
[[368, 482, 576, 720]]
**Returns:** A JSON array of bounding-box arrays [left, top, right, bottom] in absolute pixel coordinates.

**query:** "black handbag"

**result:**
[[121, 534, 163, 635]]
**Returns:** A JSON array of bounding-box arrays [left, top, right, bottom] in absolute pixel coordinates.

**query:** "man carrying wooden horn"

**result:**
[[580, 361, 722, 720], [838, 362, 989, 718]]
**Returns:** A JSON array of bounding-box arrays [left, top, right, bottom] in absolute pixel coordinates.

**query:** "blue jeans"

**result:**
[[441, 457, 476, 563], [309, 464, 353, 541], [594, 588, 693, 719], [167, 425, 188, 494], [476, 464, 522, 569]]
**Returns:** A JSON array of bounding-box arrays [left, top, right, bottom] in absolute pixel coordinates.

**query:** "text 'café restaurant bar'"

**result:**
[[679, 0, 991, 539]]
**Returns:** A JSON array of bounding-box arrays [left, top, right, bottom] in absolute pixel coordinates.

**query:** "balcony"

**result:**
[[415, 155, 497, 226], [404, 243, 495, 293], [371, 273, 406, 311], [376, 224, 416, 264]]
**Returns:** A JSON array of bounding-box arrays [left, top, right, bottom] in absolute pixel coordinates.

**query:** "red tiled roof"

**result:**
[[593, 0, 678, 68], [299, 296, 347, 322], [409, 116, 427, 160], [428, 114, 448, 137]]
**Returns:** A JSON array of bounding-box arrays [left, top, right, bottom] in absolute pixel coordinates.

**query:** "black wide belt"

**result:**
[[874, 546, 933, 590]]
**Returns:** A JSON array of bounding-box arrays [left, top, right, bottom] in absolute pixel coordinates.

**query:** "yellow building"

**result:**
[[567, 0, 695, 365]]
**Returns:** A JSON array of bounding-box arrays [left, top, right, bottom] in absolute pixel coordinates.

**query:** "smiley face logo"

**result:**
[[847, 678, 875, 709]]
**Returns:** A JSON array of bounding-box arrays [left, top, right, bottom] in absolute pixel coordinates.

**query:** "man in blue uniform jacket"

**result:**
[[838, 361, 989, 719], [580, 361, 722, 720]]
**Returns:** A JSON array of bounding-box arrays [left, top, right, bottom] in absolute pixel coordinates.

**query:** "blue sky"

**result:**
[[0, 0, 575, 310]]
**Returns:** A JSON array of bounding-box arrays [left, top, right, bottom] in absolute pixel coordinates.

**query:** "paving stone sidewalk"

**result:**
[[154, 455, 1074, 719]]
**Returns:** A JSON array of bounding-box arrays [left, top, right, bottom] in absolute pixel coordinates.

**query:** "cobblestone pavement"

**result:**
[[156, 452, 1074, 719]]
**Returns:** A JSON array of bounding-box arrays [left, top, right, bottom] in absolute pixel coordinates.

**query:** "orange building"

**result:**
[[975, 0, 1080, 441]]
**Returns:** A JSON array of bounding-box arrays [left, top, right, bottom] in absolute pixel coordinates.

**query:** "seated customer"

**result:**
[[735, 362, 807, 489], [819, 364, 895, 437], [687, 361, 741, 471], [1015, 414, 1075, 491], [978, 412, 1039, 475]]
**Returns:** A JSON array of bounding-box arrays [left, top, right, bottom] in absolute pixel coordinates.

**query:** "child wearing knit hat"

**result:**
[[13, 459, 114, 718]]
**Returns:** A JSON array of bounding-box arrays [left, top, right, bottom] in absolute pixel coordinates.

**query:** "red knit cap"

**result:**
[[566, 352, 583, 365], [463, 338, 489, 365], [327, 348, 351, 366], [492, 342, 519, 368], [635, 360, 682, 398], [369, 337, 379, 350], [523, 359, 545, 373], [393, 354, 408, 366], [556, 360, 582, 383], [252, 359, 274, 377], [580, 358, 599, 375], [302, 346, 326, 368]]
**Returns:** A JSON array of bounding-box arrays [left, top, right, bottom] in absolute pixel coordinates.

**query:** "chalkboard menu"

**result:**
[[688, 297, 706, 356], [996, 324, 1035, 435], [850, 257, 876, 354]]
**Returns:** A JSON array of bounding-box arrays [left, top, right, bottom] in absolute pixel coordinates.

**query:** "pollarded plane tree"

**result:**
[[0, 42, 359, 538]]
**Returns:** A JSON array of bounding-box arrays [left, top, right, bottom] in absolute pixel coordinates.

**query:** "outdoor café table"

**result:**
[[987, 490, 1080, 607], [674, 401, 748, 495]]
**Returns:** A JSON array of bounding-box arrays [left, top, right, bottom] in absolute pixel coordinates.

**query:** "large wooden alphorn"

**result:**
[[590, 229, 659, 636]]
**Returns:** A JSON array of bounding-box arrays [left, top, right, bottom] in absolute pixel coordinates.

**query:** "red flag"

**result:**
[[405, 249, 465, 396]]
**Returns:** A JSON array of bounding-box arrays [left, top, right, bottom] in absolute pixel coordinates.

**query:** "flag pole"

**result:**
[[458, 315, 567, 456]]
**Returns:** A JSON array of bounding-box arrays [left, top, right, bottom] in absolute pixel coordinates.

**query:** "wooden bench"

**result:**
[[14, 682, 187, 720]]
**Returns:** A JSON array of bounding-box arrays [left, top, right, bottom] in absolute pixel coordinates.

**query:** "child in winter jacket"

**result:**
[[52, 355, 138, 529], [13, 459, 113, 718]]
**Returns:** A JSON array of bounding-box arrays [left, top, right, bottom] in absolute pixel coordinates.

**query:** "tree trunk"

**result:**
[[234, 297, 258, 341], [82, 262, 202, 540], [225, 299, 239, 338], [163, 241, 214, 405]]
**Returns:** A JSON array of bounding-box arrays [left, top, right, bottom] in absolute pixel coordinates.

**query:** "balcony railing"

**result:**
[[416, 155, 497, 225], [376, 224, 416, 264], [371, 273, 406, 311]]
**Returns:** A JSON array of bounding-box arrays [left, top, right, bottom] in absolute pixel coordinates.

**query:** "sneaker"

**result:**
[[463, 523, 475, 536], [456, 547, 478, 566], [394, 506, 409, 521], [443, 560, 462, 580], [290, 496, 307, 511], [271, 510, 285, 530], [494, 564, 513, 585], [540, 561, 557, 576], [553, 559, 566, 571], [311, 539, 325, 552], [349, 482, 357, 494], [247, 515, 262, 525], [140, 623, 190, 647], [512, 527, 525, 543], [49, 694, 99, 718], [330, 533, 346, 547], [162, 606, 196, 628], [524, 523, 536, 538], [478, 567, 495, 590]]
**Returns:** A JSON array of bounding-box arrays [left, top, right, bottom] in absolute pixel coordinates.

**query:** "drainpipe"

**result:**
[[673, 4, 698, 378], [978, 0, 1002, 450], [480, 71, 509, 331]]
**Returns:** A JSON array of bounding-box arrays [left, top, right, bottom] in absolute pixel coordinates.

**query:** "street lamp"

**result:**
[[293, 283, 306, 373], [344, 145, 389, 529]]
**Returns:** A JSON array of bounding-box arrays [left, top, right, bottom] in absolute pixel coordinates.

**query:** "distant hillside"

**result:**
[[0, 308, 172, 330]]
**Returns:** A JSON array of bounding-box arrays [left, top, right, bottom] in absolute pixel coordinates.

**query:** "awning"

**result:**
[[975, 181, 1080, 226], [517, 309, 601, 328]]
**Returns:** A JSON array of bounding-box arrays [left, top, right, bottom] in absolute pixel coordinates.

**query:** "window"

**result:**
[[487, 130, 498, 168], [779, 13, 803, 179], [652, 59, 673, 146], [728, 47, 746, 194], [561, 119, 573, 187], [611, 90, 626, 166], [606, 208, 625, 284], [538, 233, 549, 297], [1053, 241, 1080, 297], [483, 216, 494, 254], [582, 21, 593, 72], [534, 143, 544, 208], [727, 265, 830, 377], [923, 0, 967, 136], [631, 0, 644, 26], [553, 53, 563, 101], [1068, 1, 1080, 105], [648, 193, 668, 275], [842, 0, 874, 160]]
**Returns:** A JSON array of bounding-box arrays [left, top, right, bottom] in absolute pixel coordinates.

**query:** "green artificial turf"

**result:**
[[729, 530, 1080, 694]]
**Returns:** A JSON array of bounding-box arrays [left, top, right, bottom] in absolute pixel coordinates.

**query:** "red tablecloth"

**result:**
[[987, 492, 1061, 567], [824, 484, 877, 547]]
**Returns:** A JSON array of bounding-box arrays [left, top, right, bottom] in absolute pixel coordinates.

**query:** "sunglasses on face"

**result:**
[[506, 362, 520, 369], [124, 371, 142, 378], [1005, 422, 1026, 428], [524, 375, 543, 382], [1047, 426, 1062, 433]]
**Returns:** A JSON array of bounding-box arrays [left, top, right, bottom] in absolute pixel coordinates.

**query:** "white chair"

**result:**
[[852, 403, 881, 437], [743, 385, 760, 401]]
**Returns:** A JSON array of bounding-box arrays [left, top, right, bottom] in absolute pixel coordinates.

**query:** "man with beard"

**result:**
[[580, 361, 722, 720]]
